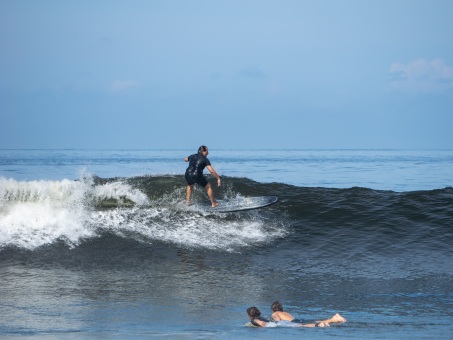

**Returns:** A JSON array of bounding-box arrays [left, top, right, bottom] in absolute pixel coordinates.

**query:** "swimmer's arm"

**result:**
[[254, 319, 267, 327]]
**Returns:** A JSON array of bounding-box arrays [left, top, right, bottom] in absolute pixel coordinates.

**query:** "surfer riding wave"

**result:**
[[184, 146, 221, 208]]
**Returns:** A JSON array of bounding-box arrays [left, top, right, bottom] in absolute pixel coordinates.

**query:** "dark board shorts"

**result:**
[[185, 173, 208, 187]]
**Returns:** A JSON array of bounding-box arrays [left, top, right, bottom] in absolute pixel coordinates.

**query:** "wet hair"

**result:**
[[198, 145, 208, 154], [271, 301, 283, 312], [246, 307, 261, 318]]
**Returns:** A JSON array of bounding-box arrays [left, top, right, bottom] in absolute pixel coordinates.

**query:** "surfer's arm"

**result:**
[[206, 165, 221, 187], [184, 157, 189, 162]]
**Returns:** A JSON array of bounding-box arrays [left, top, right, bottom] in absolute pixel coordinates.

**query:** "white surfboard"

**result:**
[[191, 196, 278, 213]]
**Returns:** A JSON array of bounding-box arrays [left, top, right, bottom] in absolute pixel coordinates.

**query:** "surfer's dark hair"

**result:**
[[246, 307, 261, 317], [198, 145, 208, 154], [271, 301, 283, 312]]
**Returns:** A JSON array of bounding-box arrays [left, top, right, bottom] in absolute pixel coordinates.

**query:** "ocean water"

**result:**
[[1, 149, 453, 339]]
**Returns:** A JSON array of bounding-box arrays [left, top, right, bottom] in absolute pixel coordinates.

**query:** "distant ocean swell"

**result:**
[[1, 175, 452, 259]]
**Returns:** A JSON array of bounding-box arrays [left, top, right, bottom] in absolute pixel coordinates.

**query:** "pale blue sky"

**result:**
[[1, 0, 452, 149]]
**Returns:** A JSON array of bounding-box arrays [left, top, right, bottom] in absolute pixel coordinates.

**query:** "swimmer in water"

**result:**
[[184, 146, 221, 208], [246, 306, 346, 328]]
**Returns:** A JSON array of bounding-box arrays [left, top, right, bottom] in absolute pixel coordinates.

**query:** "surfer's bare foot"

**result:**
[[315, 313, 346, 325], [212, 201, 219, 208], [331, 313, 346, 323]]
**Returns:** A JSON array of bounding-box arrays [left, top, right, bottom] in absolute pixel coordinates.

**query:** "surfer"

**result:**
[[246, 306, 346, 328], [270, 300, 346, 324], [184, 146, 221, 208]]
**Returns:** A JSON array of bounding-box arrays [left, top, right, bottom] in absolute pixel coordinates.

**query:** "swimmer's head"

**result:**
[[271, 301, 283, 312], [246, 307, 261, 318]]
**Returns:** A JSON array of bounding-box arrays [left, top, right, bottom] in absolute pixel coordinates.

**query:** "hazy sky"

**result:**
[[1, 0, 453, 149]]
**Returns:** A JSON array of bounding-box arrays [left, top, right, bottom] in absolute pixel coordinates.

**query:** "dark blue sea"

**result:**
[[1, 149, 452, 339]]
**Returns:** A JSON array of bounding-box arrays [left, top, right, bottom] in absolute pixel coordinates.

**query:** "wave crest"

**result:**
[[0, 176, 287, 251]]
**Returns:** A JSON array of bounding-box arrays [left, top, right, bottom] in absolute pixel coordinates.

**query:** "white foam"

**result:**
[[0, 176, 287, 251], [90, 206, 287, 252], [0, 176, 150, 249], [92, 180, 150, 206], [0, 177, 94, 248]]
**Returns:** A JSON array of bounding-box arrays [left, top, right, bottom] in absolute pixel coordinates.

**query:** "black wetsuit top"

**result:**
[[250, 316, 269, 327], [185, 153, 211, 187]]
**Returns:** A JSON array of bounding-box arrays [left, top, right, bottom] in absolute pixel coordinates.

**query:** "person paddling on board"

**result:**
[[246, 306, 346, 328], [184, 146, 221, 208], [270, 300, 346, 325], [270, 301, 299, 322]]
